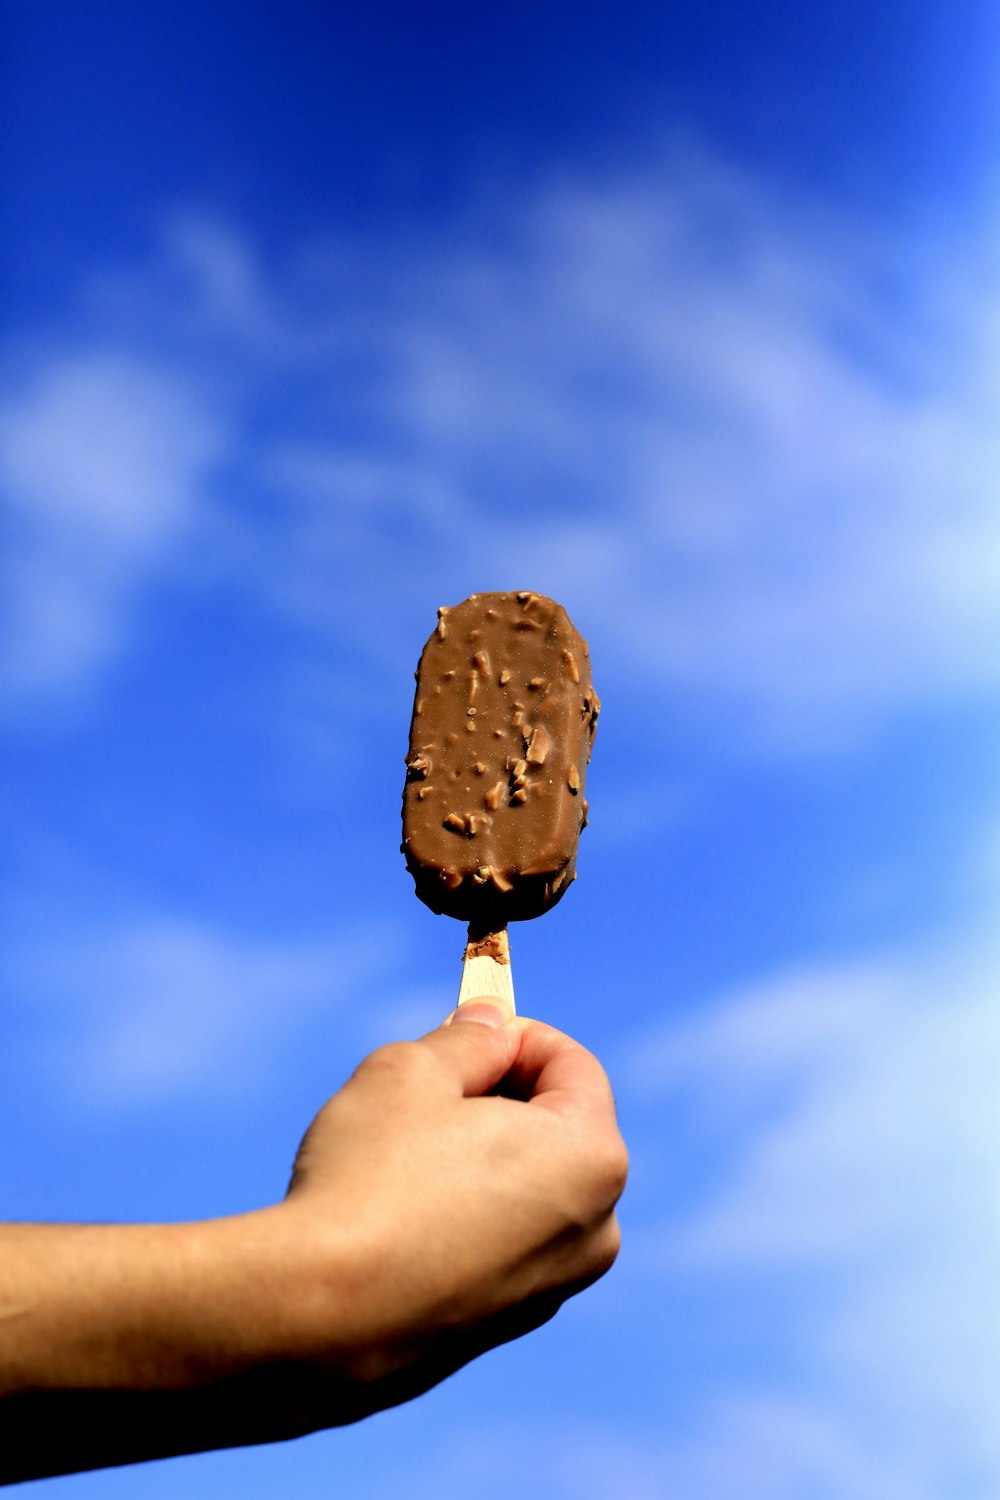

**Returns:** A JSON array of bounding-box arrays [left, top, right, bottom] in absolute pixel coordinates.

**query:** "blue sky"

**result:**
[[3, 3, 1000, 1495]]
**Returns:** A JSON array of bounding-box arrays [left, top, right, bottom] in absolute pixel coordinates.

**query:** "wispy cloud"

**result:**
[[12, 914, 402, 1107], [0, 349, 225, 705], [4, 141, 999, 753], [617, 922, 1000, 1495], [238, 148, 1000, 749], [367, 1402, 930, 1500]]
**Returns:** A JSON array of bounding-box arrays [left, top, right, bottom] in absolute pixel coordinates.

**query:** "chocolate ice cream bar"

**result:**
[[401, 591, 599, 937]]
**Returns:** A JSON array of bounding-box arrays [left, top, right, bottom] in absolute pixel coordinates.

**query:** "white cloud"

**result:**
[[374, 160, 1000, 742], [367, 1403, 925, 1500], [0, 350, 224, 701], [241, 148, 1000, 748], [4, 142, 1000, 752], [13, 915, 401, 1107], [619, 932, 1000, 1494], [628, 946, 1000, 1265]]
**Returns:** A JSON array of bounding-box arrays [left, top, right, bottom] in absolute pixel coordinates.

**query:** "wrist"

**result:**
[[180, 1205, 340, 1440], [237, 1201, 391, 1430]]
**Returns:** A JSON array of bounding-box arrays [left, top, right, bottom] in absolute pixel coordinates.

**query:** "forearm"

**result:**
[[0, 1212, 333, 1482]]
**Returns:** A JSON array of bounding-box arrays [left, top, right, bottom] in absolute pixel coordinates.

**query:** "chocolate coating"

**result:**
[[401, 591, 599, 924]]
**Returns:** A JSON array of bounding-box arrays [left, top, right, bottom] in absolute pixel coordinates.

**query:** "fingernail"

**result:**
[[446, 1001, 508, 1027]]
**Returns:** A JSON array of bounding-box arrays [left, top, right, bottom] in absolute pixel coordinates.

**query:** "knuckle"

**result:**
[[588, 1130, 630, 1209], [591, 1216, 622, 1278], [560, 1214, 622, 1288]]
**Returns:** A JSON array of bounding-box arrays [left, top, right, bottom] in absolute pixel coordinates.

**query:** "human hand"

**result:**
[[0, 1005, 626, 1480], [276, 1003, 628, 1423]]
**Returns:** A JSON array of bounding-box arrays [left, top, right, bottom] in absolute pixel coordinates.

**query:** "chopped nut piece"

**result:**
[[512, 710, 524, 727], [510, 787, 528, 805], [442, 869, 463, 891], [416, 786, 431, 800], [489, 868, 514, 893], [581, 689, 601, 729], [516, 591, 530, 602], [499, 668, 511, 684], [528, 676, 545, 690], [406, 753, 430, 779], [443, 812, 466, 833], [473, 761, 486, 775], [473, 650, 490, 678], [567, 764, 580, 793], [526, 726, 550, 765], [562, 650, 580, 683], [472, 866, 490, 885], [466, 813, 493, 837], [485, 780, 505, 809], [464, 720, 476, 733]]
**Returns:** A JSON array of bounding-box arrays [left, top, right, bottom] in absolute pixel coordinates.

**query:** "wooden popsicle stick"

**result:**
[[457, 925, 515, 1016]]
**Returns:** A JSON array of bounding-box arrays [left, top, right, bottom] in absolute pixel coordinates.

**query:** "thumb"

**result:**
[[416, 999, 521, 1097]]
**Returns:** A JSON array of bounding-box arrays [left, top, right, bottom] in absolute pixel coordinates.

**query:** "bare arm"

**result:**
[[0, 1004, 627, 1482]]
